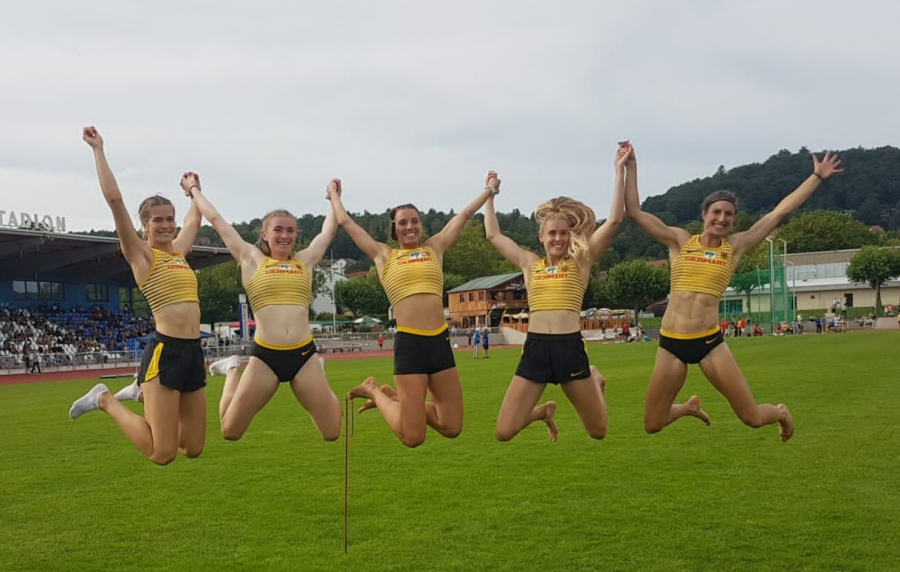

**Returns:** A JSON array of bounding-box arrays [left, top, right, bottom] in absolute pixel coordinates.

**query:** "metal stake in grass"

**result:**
[[342, 396, 355, 554]]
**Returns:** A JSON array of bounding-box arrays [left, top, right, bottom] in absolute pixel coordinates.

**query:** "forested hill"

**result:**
[[642, 146, 900, 228], [79, 145, 900, 268]]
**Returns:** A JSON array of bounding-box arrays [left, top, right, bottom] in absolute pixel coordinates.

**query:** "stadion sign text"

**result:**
[[0, 210, 66, 232]]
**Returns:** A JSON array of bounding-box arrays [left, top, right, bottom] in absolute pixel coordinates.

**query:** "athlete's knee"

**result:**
[[495, 424, 516, 442], [149, 448, 178, 466], [321, 425, 341, 442], [221, 421, 246, 442], [644, 418, 664, 434], [587, 425, 607, 440], [441, 424, 462, 439], [180, 445, 204, 459], [400, 432, 426, 448], [738, 409, 764, 429]]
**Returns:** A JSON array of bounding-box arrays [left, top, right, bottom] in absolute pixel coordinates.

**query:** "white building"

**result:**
[[310, 258, 354, 316]]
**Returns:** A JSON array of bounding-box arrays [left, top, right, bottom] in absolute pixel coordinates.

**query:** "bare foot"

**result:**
[[543, 401, 559, 442], [347, 377, 379, 401], [590, 365, 606, 395], [777, 403, 794, 442], [686, 395, 711, 426], [358, 384, 398, 414]]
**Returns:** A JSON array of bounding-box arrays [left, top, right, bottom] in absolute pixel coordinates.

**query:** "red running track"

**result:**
[[0, 345, 513, 386]]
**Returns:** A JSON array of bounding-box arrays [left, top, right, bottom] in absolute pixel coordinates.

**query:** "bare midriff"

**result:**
[[528, 310, 581, 335], [393, 293, 447, 331], [252, 305, 312, 345], [661, 291, 722, 334], [153, 302, 201, 339]]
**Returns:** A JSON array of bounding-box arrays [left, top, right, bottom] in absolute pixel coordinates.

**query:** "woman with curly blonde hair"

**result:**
[[483, 144, 628, 442]]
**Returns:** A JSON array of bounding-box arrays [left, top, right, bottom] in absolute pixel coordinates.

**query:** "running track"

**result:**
[[0, 345, 514, 386]]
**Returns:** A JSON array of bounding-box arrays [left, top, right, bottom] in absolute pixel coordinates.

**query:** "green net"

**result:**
[[720, 246, 794, 329]]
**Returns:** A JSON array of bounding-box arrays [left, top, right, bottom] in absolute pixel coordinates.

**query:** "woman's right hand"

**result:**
[[326, 178, 342, 200], [486, 171, 500, 195], [82, 126, 103, 149]]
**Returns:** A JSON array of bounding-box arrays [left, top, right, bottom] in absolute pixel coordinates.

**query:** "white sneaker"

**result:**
[[113, 379, 142, 402], [209, 355, 240, 376], [69, 383, 110, 421]]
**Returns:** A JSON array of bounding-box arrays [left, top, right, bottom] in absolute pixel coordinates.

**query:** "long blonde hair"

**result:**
[[255, 209, 297, 256], [534, 196, 596, 261]]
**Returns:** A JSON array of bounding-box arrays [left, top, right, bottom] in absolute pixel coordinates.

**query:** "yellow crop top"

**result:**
[[670, 235, 736, 298], [527, 257, 585, 313], [138, 249, 199, 315], [245, 256, 312, 311], [380, 247, 443, 306]]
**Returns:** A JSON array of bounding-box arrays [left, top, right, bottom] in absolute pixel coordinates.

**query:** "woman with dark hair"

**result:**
[[623, 142, 843, 441], [194, 182, 342, 442], [483, 144, 627, 442], [69, 127, 205, 465], [331, 180, 495, 447]]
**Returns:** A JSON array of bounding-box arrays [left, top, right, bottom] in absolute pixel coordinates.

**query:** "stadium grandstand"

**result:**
[[0, 227, 230, 373]]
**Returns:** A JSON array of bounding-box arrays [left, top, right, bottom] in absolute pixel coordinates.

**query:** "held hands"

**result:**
[[325, 178, 342, 200], [180, 172, 201, 197], [82, 126, 103, 149], [616, 140, 635, 169], [485, 171, 500, 196], [812, 152, 844, 180]]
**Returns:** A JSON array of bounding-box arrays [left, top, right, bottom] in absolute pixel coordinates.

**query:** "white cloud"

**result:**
[[1, 0, 897, 231]]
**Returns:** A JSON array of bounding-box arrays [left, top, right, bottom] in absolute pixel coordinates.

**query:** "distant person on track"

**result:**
[[334, 178, 495, 447], [197, 180, 342, 442], [481, 327, 490, 358], [483, 144, 627, 442], [69, 127, 206, 465], [624, 141, 843, 442]]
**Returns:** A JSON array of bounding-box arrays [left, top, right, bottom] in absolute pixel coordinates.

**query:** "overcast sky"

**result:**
[[1, 1, 897, 233]]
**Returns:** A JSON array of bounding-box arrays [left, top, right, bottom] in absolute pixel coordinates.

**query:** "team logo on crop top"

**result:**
[[265, 261, 301, 274], [398, 250, 430, 265], [545, 266, 558, 274], [167, 257, 189, 269], [704, 251, 716, 259]]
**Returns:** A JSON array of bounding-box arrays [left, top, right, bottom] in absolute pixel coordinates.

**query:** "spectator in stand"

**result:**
[[31, 349, 43, 374]]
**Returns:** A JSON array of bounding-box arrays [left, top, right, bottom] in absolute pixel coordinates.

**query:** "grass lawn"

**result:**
[[1, 332, 899, 571]]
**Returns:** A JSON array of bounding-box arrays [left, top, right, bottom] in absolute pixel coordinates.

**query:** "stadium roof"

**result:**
[[0, 228, 232, 284], [447, 272, 522, 293]]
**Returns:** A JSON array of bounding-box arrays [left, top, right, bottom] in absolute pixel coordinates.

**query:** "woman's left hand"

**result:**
[[813, 152, 844, 180]]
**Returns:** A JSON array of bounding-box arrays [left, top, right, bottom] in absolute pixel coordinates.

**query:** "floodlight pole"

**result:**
[[331, 249, 337, 334], [778, 239, 789, 324], [765, 236, 775, 333]]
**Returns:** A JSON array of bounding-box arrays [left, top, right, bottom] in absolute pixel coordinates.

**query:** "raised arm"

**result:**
[[173, 173, 202, 256], [622, 142, 690, 250], [82, 127, 151, 268], [183, 173, 255, 263], [425, 175, 495, 254], [730, 152, 843, 255], [329, 182, 390, 265], [483, 172, 539, 272], [297, 178, 341, 267], [586, 146, 628, 261]]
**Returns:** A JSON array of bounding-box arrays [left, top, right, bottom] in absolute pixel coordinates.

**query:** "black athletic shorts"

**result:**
[[137, 332, 206, 392], [393, 325, 456, 376], [250, 337, 317, 382], [658, 327, 724, 365], [515, 331, 591, 385]]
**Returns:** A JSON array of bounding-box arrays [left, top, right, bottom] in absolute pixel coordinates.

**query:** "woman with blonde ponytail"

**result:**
[[191, 182, 342, 443], [483, 144, 628, 442]]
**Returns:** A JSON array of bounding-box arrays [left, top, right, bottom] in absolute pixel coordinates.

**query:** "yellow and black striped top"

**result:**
[[138, 249, 199, 315], [380, 247, 443, 306], [245, 256, 312, 311], [670, 235, 736, 298], [527, 257, 585, 313]]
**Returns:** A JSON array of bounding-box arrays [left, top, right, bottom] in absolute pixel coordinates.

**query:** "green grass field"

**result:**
[[2, 332, 899, 571]]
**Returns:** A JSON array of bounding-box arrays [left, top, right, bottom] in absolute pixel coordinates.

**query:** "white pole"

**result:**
[[331, 249, 337, 334]]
